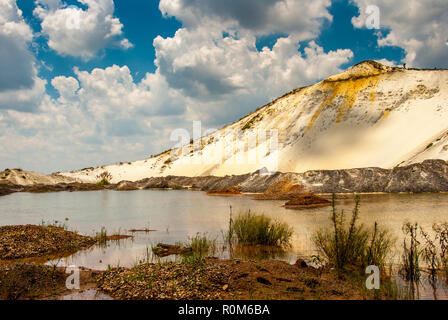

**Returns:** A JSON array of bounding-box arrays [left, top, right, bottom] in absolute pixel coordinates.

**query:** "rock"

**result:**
[[116, 181, 139, 191], [152, 243, 192, 257], [295, 259, 308, 268]]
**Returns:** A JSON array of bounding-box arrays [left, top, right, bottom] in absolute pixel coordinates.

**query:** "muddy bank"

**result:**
[[0, 182, 114, 197], [284, 193, 331, 209], [206, 186, 243, 196], [97, 258, 364, 300], [1, 159, 448, 197], [0, 225, 96, 260]]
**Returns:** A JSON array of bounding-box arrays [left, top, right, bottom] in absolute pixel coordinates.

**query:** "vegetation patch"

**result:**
[[312, 195, 395, 272], [242, 114, 263, 131], [96, 171, 112, 186], [227, 211, 293, 247]]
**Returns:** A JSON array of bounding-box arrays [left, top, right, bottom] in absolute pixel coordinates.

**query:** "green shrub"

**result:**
[[228, 211, 293, 247], [313, 195, 394, 273], [96, 171, 112, 185]]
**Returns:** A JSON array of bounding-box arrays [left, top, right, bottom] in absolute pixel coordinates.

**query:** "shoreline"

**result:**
[[2, 159, 448, 198]]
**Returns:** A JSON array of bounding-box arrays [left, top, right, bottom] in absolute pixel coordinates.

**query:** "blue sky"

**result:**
[[16, 0, 405, 99], [0, 0, 446, 172]]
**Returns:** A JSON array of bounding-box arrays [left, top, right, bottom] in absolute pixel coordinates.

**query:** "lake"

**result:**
[[2, 190, 448, 272]]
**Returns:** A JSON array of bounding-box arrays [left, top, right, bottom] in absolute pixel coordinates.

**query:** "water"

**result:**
[[2, 190, 448, 267], [1, 190, 448, 298]]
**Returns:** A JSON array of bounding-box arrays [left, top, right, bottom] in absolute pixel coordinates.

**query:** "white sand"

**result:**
[[60, 62, 448, 183]]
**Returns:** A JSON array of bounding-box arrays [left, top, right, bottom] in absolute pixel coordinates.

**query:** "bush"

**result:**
[[96, 171, 112, 185], [228, 211, 293, 247], [313, 195, 394, 272]]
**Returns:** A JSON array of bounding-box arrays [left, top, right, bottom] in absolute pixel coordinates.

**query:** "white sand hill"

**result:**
[[60, 61, 448, 184]]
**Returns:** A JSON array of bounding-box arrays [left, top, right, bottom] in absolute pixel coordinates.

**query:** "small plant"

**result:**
[[433, 223, 448, 277], [401, 222, 421, 281], [96, 171, 112, 185], [420, 227, 440, 280], [95, 227, 108, 245], [188, 233, 216, 257], [312, 195, 394, 273], [227, 210, 293, 247]]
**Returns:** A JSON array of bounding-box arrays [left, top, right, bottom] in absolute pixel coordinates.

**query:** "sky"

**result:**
[[0, 0, 447, 173]]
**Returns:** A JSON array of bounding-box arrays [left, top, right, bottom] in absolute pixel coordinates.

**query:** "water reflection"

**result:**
[[2, 190, 448, 299]]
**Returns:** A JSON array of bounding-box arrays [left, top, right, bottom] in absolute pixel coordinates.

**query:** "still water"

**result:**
[[1, 190, 448, 272]]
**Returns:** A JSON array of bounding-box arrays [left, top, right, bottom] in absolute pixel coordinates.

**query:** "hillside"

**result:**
[[60, 60, 448, 184]]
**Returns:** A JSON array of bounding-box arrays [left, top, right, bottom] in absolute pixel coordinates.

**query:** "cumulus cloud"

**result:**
[[0, 0, 34, 91], [1, 0, 356, 171], [351, 0, 448, 68], [34, 0, 132, 59], [0, 63, 188, 171], [154, 0, 353, 124], [159, 0, 332, 39], [0, 0, 46, 111]]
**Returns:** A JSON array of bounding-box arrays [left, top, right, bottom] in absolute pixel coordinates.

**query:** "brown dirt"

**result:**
[[253, 177, 304, 200], [0, 225, 96, 260], [283, 193, 331, 209], [0, 263, 101, 300], [207, 186, 243, 196], [23, 183, 105, 193], [97, 258, 363, 300], [0, 263, 66, 300]]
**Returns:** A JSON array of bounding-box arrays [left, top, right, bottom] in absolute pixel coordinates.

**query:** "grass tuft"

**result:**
[[227, 211, 293, 247]]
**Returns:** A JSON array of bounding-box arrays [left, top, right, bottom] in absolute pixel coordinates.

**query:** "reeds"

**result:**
[[227, 210, 293, 247], [187, 233, 217, 256], [401, 222, 448, 282]]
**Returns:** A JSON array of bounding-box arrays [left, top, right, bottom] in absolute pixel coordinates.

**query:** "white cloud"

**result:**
[[1, 0, 356, 172], [159, 0, 332, 40], [351, 0, 448, 68], [34, 0, 132, 59], [0, 0, 46, 111], [154, 6, 353, 125]]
